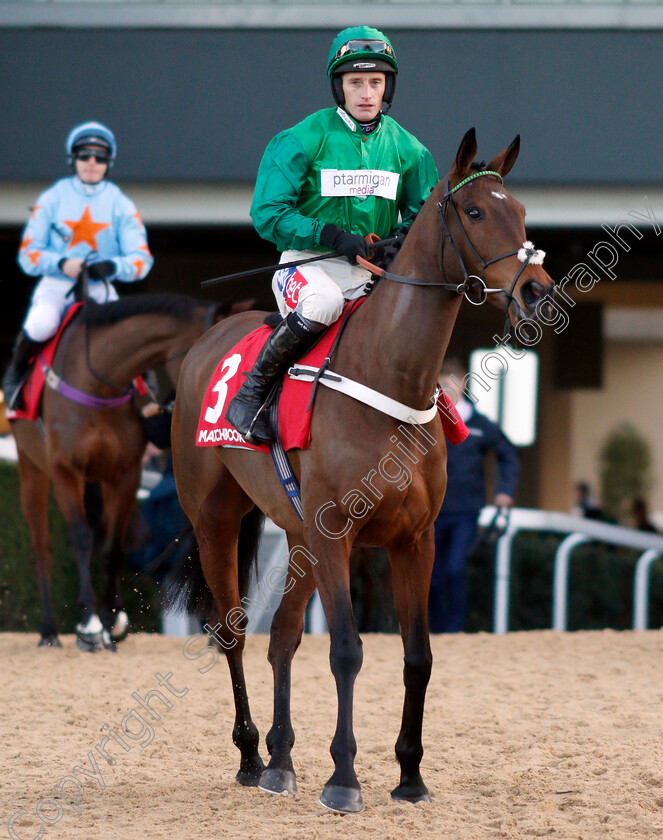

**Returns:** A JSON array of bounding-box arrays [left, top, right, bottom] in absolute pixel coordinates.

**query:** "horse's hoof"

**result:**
[[235, 757, 265, 787], [319, 785, 364, 814], [76, 615, 104, 652], [102, 629, 118, 652], [110, 610, 129, 642], [259, 768, 298, 795], [391, 782, 432, 803], [38, 635, 62, 648], [76, 636, 101, 653]]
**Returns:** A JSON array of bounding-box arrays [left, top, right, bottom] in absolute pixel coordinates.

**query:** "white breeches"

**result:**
[[23, 276, 119, 342], [271, 250, 372, 325]]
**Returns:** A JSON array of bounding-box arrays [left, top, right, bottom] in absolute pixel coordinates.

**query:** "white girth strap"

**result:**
[[287, 364, 439, 425]]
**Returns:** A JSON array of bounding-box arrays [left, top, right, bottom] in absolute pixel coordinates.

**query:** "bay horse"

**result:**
[[9, 293, 219, 651], [170, 129, 556, 812]]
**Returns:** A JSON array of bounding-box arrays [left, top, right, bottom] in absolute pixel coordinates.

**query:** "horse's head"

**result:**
[[435, 127, 555, 329]]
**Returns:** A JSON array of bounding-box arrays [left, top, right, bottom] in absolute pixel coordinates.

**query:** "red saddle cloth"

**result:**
[[5, 304, 83, 422], [196, 303, 469, 453]]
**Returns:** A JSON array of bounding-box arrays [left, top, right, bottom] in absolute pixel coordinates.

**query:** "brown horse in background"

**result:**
[[170, 130, 556, 812], [10, 293, 219, 650]]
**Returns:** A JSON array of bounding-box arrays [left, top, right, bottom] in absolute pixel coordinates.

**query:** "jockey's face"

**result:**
[[341, 72, 385, 122], [73, 145, 110, 185]]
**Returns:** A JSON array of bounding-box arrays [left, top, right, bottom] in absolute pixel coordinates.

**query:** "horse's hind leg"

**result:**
[[16, 451, 60, 647], [387, 531, 435, 803], [260, 538, 317, 796], [195, 481, 265, 786]]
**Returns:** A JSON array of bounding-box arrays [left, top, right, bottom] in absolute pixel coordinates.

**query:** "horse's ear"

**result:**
[[453, 128, 477, 180], [487, 135, 520, 178]]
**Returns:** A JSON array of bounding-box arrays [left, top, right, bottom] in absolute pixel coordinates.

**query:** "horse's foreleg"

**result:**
[[306, 529, 364, 814], [17, 453, 60, 646], [98, 466, 142, 643], [51, 463, 101, 650], [260, 539, 317, 796], [387, 531, 435, 803]]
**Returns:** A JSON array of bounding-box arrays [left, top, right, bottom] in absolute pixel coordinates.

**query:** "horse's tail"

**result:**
[[165, 506, 265, 618], [237, 506, 265, 601], [164, 525, 216, 618]]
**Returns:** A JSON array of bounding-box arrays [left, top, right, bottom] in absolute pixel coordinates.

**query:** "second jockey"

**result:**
[[3, 121, 153, 410]]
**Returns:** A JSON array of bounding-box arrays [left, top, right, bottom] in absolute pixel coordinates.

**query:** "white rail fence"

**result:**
[[250, 508, 663, 637], [482, 506, 663, 634]]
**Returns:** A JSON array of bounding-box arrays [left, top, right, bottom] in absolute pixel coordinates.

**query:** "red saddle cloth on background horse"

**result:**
[[196, 301, 469, 453], [5, 303, 150, 422], [5, 304, 83, 422]]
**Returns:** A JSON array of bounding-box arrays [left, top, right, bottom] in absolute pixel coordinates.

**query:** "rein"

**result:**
[[82, 298, 219, 400], [201, 237, 397, 289], [48, 290, 219, 411], [357, 170, 543, 313]]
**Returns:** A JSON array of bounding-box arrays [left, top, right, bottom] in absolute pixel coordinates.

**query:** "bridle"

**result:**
[[359, 169, 546, 317], [45, 274, 219, 409], [82, 296, 218, 397]]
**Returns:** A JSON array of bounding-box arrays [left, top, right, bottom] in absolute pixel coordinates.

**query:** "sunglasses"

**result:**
[[333, 39, 395, 62], [75, 151, 110, 164]]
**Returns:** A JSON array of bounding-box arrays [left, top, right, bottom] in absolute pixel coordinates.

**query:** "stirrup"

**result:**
[[4, 381, 24, 411], [244, 407, 275, 445]]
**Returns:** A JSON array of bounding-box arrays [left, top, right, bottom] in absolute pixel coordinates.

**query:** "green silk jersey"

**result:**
[[250, 107, 439, 252]]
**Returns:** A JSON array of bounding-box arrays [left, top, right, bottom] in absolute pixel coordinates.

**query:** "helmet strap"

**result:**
[[331, 75, 345, 108], [381, 74, 396, 113]]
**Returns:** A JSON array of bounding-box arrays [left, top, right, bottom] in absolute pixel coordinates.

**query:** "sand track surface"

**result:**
[[2, 630, 663, 839]]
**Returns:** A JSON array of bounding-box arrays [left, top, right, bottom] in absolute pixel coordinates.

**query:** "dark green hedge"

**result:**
[[349, 530, 663, 633], [0, 462, 161, 634], [468, 530, 663, 632], [4, 453, 662, 636]]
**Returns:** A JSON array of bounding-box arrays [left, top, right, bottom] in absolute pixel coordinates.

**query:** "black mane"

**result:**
[[82, 293, 210, 327]]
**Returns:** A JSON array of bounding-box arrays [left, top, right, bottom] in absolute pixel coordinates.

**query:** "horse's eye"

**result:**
[[467, 207, 483, 221]]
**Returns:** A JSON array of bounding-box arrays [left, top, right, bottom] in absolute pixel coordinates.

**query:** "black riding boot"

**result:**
[[2, 331, 43, 410], [226, 312, 325, 444]]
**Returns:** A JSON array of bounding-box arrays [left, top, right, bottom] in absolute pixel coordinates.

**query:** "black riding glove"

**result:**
[[87, 258, 117, 281], [319, 224, 370, 265], [373, 228, 408, 269]]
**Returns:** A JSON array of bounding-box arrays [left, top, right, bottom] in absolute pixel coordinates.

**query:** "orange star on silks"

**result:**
[[139, 243, 152, 255], [19, 236, 34, 252], [29, 205, 41, 220], [132, 258, 145, 278], [26, 250, 41, 267], [63, 205, 110, 250]]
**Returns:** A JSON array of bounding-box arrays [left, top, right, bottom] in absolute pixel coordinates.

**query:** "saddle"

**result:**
[[5, 304, 83, 422], [196, 300, 468, 453], [5, 303, 151, 423]]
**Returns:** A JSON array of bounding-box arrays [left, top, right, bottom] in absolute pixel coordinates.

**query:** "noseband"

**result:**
[[361, 169, 545, 314]]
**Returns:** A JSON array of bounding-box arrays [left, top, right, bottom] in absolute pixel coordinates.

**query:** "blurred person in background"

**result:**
[[429, 357, 520, 633]]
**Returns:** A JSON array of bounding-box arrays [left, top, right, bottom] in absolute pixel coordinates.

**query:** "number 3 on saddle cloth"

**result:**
[[5, 303, 150, 422], [196, 300, 469, 453]]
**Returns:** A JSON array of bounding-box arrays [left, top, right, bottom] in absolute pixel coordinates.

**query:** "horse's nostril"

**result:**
[[522, 279, 544, 310]]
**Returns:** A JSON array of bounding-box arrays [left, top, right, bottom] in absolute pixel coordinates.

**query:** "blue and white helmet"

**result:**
[[65, 121, 117, 169]]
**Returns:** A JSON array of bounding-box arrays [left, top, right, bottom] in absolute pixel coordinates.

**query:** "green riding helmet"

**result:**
[[327, 25, 399, 114]]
